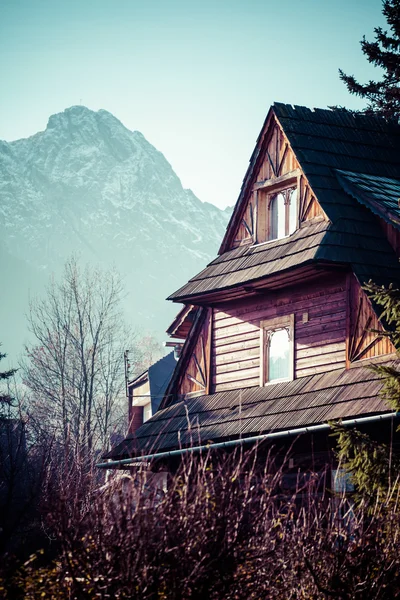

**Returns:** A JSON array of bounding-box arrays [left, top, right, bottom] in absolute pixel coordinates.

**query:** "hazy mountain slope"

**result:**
[[0, 106, 231, 360]]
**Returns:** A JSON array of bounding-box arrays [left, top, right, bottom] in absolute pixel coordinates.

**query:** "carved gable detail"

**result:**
[[178, 309, 212, 397], [347, 276, 394, 363], [231, 119, 325, 249]]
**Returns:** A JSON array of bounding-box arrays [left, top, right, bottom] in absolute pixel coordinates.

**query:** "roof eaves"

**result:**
[[335, 169, 400, 230]]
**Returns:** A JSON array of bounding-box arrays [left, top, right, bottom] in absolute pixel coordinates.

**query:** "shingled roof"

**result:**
[[168, 105, 400, 303], [106, 361, 396, 460]]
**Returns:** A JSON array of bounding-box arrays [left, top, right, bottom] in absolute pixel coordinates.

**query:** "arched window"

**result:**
[[268, 187, 297, 241], [268, 328, 290, 382], [288, 188, 297, 235], [269, 192, 286, 240], [260, 315, 294, 385]]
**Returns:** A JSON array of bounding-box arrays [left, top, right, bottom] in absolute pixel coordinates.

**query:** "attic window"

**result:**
[[268, 188, 297, 241]]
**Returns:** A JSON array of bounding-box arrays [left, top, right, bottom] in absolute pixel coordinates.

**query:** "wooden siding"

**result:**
[[177, 309, 212, 397], [132, 380, 150, 398], [128, 406, 143, 434], [231, 119, 325, 249], [212, 275, 348, 393], [347, 274, 394, 363]]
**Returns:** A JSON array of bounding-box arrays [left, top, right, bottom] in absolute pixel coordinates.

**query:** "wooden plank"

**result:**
[[296, 310, 347, 329], [296, 319, 347, 339], [215, 357, 260, 375], [214, 346, 259, 366], [254, 169, 300, 191], [352, 335, 381, 362], [213, 377, 260, 393], [214, 284, 346, 322], [296, 331, 346, 349], [216, 337, 260, 356], [213, 296, 346, 330], [187, 373, 205, 389], [213, 366, 260, 385], [296, 342, 346, 359], [205, 309, 212, 395], [213, 322, 259, 340], [277, 142, 288, 176], [296, 361, 347, 378], [296, 350, 345, 369]]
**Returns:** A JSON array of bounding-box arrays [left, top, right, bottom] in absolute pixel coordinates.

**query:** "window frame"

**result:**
[[253, 169, 300, 245], [260, 314, 295, 386], [267, 186, 298, 241]]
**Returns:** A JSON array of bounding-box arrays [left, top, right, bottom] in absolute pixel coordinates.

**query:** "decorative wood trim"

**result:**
[[187, 373, 206, 389], [352, 334, 381, 362], [348, 351, 397, 369], [266, 150, 277, 177], [193, 345, 206, 387], [253, 191, 258, 244], [259, 327, 265, 386], [345, 273, 351, 369], [254, 169, 300, 191], [205, 309, 212, 394], [278, 142, 288, 175], [351, 315, 373, 361], [347, 278, 393, 363]]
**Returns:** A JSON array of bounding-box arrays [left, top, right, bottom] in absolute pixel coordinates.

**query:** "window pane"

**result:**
[[270, 193, 286, 240], [269, 328, 290, 381], [143, 402, 152, 422], [288, 189, 297, 234]]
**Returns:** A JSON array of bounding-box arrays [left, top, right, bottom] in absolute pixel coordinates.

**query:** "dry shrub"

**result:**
[[2, 445, 400, 599]]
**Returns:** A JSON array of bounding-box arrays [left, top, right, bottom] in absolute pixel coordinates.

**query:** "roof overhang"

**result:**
[[166, 304, 197, 339], [169, 260, 349, 305]]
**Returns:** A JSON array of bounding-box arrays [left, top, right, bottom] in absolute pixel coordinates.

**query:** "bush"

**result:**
[[2, 444, 400, 599]]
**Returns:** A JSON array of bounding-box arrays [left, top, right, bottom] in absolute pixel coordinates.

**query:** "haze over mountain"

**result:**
[[0, 106, 231, 361]]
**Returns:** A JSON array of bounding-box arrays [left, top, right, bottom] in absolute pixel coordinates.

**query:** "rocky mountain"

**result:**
[[0, 106, 231, 360]]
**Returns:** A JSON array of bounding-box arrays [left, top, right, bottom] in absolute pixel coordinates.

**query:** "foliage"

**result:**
[[0, 344, 17, 409], [333, 280, 400, 505], [360, 281, 400, 412], [339, 0, 400, 119], [331, 422, 400, 507], [2, 448, 400, 599]]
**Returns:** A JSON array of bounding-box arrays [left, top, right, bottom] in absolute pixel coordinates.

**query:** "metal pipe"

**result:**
[[96, 411, 399, 469]]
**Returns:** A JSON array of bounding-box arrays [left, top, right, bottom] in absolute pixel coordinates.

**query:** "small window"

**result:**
[[260, 315, 294, 385], [268, 187, 297, 241], [143, 402, 152, 422], [268, 328, 290, 381]]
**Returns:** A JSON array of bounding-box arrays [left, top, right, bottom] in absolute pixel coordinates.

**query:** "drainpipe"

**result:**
[[96, 411, 399, 469]]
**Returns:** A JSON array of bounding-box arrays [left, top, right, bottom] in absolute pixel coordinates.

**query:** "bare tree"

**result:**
[[22, 258, 133, 457]]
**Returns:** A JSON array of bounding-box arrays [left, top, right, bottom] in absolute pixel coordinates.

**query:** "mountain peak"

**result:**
[[46, 105, 128, 134]]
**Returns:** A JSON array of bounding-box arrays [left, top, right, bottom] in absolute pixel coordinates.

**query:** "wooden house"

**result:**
[[102, 104, 400, 471], [127, 351, 177, 434]]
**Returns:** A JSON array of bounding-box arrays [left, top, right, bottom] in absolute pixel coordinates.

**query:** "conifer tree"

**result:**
[[334, 281, 400, 501], [340, 0, 400, 119], [0, 346, 17, 407]]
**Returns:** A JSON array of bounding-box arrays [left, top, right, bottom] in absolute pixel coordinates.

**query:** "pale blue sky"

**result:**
[[0, 0, 385, 208]]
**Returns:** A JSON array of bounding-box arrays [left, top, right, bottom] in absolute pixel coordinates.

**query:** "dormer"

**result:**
[[221, 110, 324, 253]]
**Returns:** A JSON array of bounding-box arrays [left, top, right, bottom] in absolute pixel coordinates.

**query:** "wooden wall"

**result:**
[[212, 274, 347, 393], [175, 274, 395, 398], [231, 119, 325, 249]]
